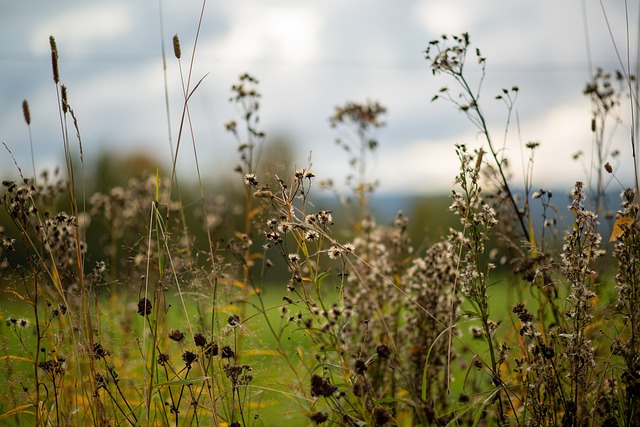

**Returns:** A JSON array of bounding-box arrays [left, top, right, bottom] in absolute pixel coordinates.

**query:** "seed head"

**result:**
[[373, 407, 391, 426], [221, 345, 235, 359], [61, 85, 69, 114], [194, 332, 207, 347], [137, 297, 152, 316], [309, 412, 328, 424], [169, 329, 185, 342], [49, 35, 59, 84], [157, 353, 169, 365], [243, 173, 258, 187], [310, 374, 337, 397], [172, 34, 181, 59], [22, 100, 31, 125], [205, 343, 219, 357], [227, 314, 240, 328], [376, 344, 392, 360], [354, 359, 367, 375], [182, 350, 197, 368], [92, 342, 109, 359]]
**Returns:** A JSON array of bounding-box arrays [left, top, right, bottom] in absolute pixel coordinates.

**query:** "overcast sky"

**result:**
[[1, 1, 638, 194]]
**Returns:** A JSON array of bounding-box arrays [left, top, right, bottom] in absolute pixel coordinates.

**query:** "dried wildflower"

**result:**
[[1, 236, 15, 251], [193, 332, 207, 347], [137, 297, 152, 316], [309, 411, 328, 424], [316, 210, 333, 226], [525, 141, 540, 150], [243, 173, 258, 187], [330, 100, 387, 130], [157, 353, 169, 365], [562, 182, 602, 284], [224, 364, 253, 386], [373, 407, 391, 426], [253, 189, 273, 199], [38, 356, 65, 375], [266, 218, 278, 228], [352, 377, 369, 397], [92, 343, 109, 359], [95, 373, 107, 389], [169, 329, 185, 342], [52, 303, 67, 317], [227, 314, 240, 328], [354, 359, 367, 375], [560, 181, 600, 421], [18, 318, 29, 329], [278, 222, 291, 234], [287, 253, 300, 264], [470, 326, 484, 339], [221, 345, 235, 359], [224, 120, 237, 133], [310, 374, 337, 397], [182, 351, 197, 368], [305, 230, 320, 241], [512, 303, 533, 323], [327, 244, 342, 260], [540, 344, 555, 360], [205, 343, 219, 357], [265, 230, 282, 244]]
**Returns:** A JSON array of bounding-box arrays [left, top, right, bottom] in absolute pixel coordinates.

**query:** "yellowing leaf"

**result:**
[[609, 216, 635, 242], [232, 280, 246, 289], [0, 404, 36, 420], [3, 290, 34, 306], [247, 206, 262, 219], [249, 400, 278, 408], [220, 305, 240, 314], [243, 349, 281, 356], [0, 355, 34, 364]]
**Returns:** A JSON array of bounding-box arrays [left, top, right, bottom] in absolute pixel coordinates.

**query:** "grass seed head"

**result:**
[[172, 34, 181, 59], [22, 100, 31, 125], [49, 35, 59, 84]]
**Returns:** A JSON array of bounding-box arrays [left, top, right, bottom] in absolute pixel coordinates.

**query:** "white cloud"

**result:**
[[207, 5, 320, 64], [413, 1, 474, 36], [31, 4, 132, 54]]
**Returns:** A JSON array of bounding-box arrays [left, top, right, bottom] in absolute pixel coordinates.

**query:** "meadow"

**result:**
[[1, 15, 639, 427]]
